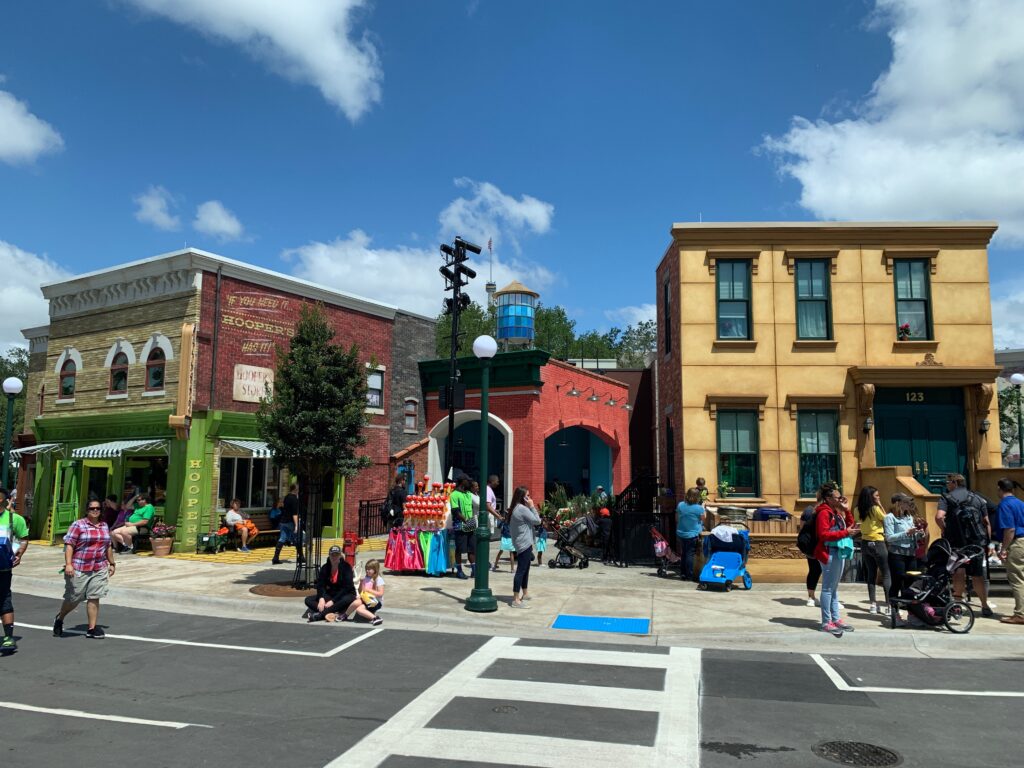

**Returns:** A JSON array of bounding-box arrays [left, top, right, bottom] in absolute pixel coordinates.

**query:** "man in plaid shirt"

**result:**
[[53, 500, 116, 639]]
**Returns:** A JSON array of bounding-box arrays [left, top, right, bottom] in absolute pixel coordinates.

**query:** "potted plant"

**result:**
[[897, 322, 912, 341], [717, 480, 735, 499], [149, 522, 177, 557]]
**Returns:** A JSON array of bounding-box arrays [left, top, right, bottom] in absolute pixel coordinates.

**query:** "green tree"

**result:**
[[256, 304, 371, 579], [617, 319, 657, 368], [0, 347, 29, 434], [434, 301, 495, 357], [534, 303, 576, 358], [999, 385, 1021, 464]]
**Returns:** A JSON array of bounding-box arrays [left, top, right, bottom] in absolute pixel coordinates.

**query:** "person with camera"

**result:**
[[813, 483, 858, 637]]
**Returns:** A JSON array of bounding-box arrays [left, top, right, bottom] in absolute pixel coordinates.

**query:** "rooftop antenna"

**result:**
[[485, 236, 497, 307]]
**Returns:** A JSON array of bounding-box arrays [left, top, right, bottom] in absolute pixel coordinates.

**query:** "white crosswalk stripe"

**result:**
[[325, 636, 702, 768]]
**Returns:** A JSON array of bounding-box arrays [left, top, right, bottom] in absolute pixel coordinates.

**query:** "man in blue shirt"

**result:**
[[996, 478, 1024, 625]]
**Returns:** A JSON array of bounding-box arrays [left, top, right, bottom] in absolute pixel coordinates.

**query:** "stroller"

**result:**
[[548, 515, 596, 569], [651, 526, 681, 577], [698, 527, 752, 591], [889, 539, 984, 634]]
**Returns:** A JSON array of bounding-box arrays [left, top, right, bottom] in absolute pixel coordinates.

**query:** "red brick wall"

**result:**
[[656, 246, 683, 495], [194, 271, 395, 528], [421, 360, 632, 500]]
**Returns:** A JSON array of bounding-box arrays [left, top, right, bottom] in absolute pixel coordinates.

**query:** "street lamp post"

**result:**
[[466, 335, 498, 613], [1011, 373, 1024, 467], [1, 377, 24, 490]]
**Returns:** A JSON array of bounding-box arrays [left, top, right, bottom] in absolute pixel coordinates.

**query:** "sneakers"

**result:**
[[0, 635, 16, 652], [868, 603, 879, 615], [370, 616, 383, 626], [982, 605, 995, 618], [835, 622, 855, 632], [837, 601, 845, 610], [455, 571, 469, 580], [53, 616, 64, 637], [806, 597, 817, 607], [301, 609, 311, 620], [238, 546, 252, 553], [86, 626, 105, 639], [490, 565, 500, 572], [821, 622, 843, 637]]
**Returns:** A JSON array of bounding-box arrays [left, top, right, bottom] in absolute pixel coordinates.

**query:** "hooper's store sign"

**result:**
[[233, 364, 274, 403]]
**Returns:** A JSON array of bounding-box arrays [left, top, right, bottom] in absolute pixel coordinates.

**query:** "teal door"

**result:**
[[875, 388, 967, 493]]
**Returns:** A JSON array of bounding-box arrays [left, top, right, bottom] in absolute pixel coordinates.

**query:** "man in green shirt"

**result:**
[[111, 494, 155, 554], [449, 477, 476, 579], [0, 488, 30, 653]]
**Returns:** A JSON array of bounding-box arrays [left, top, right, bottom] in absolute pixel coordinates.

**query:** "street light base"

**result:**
[[465, 588, 499, 613]]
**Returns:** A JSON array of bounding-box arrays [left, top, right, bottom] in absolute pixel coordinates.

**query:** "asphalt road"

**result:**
[[1, 593, 1021, 768]]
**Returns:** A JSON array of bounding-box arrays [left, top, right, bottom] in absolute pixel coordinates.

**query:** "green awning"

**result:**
[[72, 439, 168, 459]]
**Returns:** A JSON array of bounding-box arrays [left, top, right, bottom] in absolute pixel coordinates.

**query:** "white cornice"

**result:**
[[39, 248, 436, 323]]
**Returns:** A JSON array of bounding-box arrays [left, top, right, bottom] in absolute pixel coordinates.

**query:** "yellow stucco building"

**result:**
[[655, 222, 1004, 531]]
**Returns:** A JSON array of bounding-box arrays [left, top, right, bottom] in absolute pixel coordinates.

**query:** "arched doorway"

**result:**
[[427, 411, 514, 507], [544, 425, 613, 500]]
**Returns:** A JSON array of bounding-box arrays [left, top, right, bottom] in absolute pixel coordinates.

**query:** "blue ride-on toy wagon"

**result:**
[[698, 528, 752, 591]]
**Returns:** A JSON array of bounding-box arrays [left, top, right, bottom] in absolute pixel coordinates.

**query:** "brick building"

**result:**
[[15, 248, 433, 545], [418, 350, 632, 507]]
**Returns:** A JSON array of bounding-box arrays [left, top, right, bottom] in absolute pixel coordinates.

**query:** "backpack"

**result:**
[[797, 509, 818, 557], [269, 506, 282, 525], [942, 491, 986, 547], [380, 494, 396, 528]]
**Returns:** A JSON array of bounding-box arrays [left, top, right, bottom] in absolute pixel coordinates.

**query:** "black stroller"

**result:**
[[548, 515, 595, 569], [889, 539, 985, 634]]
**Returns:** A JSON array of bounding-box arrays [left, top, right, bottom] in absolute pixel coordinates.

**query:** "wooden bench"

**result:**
[[222, 509, 279, 549]]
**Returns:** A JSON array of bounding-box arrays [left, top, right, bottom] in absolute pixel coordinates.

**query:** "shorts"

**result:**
[[63, 569, 110, 603], [499, 536, 514, 552], [961, 554, 985, 578], [0, 570, 13, 614], [453, 529, 474, 553]]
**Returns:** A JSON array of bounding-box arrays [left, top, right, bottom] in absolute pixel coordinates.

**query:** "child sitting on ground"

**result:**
[[358, 559, 386, 619]]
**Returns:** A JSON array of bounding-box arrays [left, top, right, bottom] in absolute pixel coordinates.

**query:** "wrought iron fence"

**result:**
[[358, 497, 390, 538], [607, 474, 663, 567]]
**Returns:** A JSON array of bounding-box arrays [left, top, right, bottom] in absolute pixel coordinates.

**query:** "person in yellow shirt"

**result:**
[[856, 486, 891, 615]]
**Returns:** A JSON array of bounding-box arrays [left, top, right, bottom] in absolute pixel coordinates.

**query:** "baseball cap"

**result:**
[[328, 545, 342, 555]]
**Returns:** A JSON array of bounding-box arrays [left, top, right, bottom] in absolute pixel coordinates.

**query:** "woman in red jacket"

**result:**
[[814, 483, 858, 637]]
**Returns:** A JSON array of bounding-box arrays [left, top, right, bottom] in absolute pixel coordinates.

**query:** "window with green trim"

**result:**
[[798, 410, 839, 496], [717, 410, 759, 495], [716, 260, 751, 339], [894, 260, 932, 340], [795, 259, 832, 339]]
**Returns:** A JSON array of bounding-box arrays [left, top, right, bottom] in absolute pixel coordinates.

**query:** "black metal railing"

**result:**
[[358, 497, 390, 538], [607, 474, 662, 567]]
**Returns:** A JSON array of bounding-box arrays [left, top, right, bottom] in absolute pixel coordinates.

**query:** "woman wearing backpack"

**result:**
[[856, 486, 891, 615], [814, 483, 858, 637]]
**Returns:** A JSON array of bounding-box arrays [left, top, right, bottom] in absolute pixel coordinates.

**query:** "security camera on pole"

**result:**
[[439, 236, 480, 481]]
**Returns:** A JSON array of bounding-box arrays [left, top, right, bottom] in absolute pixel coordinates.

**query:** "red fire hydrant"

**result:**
[[342, 531, 363, 567]]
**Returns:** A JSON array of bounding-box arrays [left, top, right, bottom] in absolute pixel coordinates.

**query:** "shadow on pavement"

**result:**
[[773, 597, 812, 607], [421, 586, 467, 606], [768, 616, 821, 630]]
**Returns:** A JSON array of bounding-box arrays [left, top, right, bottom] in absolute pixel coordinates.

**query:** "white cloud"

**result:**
[[763, 0, 1024, 242], [121, 0, 382, 121], [604, 303, 656, 328], [133, 185, 181, 231], [283, 180, 557, 317], [0, 87, 64, 164], [0, 241, 70, 352], [439, 178, 555, 255], [992, 284, 1024, 349], [193, 199, 245, 241]]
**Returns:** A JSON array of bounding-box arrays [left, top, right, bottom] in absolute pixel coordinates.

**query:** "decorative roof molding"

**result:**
[[782, 248, 839, 275], [882, 247, 939, 275], [705, 394, 769, 420], [671, 221, 998, 247], [22, 325, 49, 355], [784, 394, 847, 419], [705, 249, 760, 276], [48, 269, 200, 320]]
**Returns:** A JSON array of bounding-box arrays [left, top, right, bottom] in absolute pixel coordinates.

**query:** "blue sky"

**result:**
[[2, 0, 1023, 352]]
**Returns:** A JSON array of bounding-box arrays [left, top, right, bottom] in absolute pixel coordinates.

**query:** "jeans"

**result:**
[[819, 555, 846, 626], [861, 540, 891, 603], [513, 547, 533, 595], [806, 558, 822, 592], [278, 522, 295, 545], [678, 536, 699, 581]]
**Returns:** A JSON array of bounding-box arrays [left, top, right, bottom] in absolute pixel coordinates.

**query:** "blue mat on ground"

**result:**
[[552, 614, 651, 635]]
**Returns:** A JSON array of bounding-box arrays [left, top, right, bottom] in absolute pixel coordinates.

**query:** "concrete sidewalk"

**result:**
[[12, 541, 1023, 658]]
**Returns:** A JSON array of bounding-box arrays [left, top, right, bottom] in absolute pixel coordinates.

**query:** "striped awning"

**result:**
[[72, 439, 169, 459], [10, 443, 64, 459], [220, 439, 273, 459]]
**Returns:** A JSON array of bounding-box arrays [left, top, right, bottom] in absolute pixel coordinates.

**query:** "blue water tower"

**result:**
[[494, 280, 538, 348]]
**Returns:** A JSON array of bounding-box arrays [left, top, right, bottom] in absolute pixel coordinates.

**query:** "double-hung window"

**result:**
[[366, 370, 384, 409], [716, 260, 751, 339], [795, 259, 832, 339], [894, 260, 932, 340], [797, 411, 839, 496], [717, 410, 759, 495]]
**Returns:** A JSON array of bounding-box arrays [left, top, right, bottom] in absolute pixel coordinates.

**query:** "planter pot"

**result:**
[[151, 537, 174, 557]]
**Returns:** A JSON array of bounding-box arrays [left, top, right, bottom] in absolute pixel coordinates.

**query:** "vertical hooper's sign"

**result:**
[[233, 364, 274, 403]]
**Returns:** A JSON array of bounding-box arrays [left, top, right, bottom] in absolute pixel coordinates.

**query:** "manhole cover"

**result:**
[[812, 741, 901, 767], [492, 705, 518, 714]]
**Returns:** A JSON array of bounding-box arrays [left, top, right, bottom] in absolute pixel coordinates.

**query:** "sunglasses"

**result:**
[[87, 506, 101, 511]]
